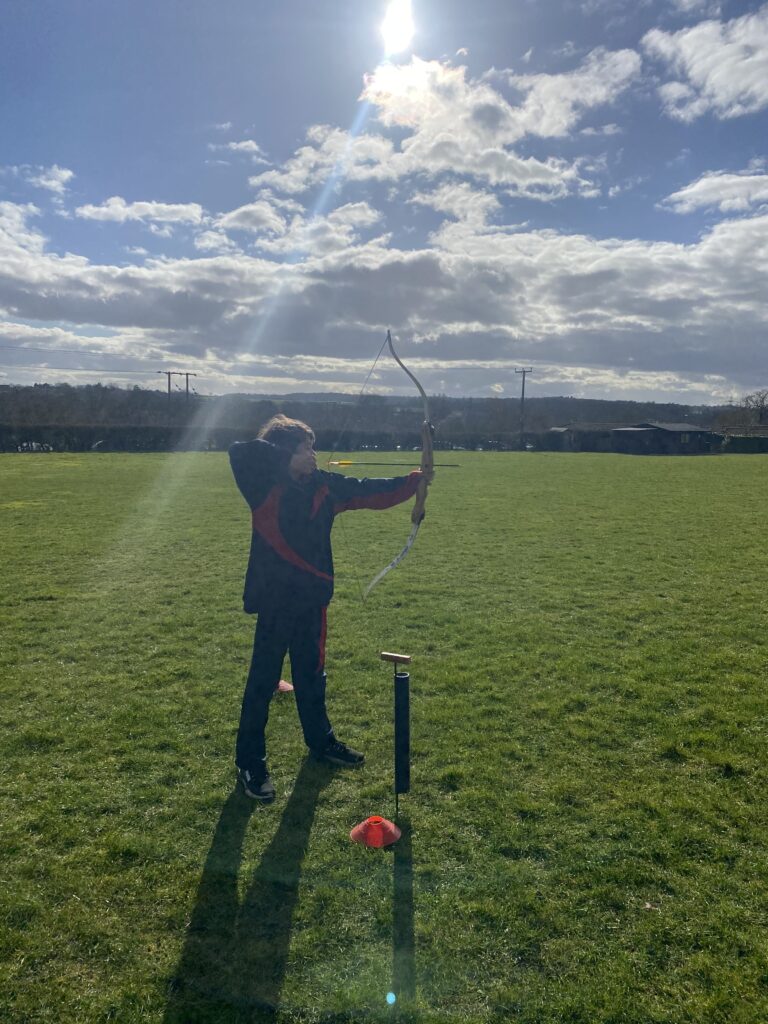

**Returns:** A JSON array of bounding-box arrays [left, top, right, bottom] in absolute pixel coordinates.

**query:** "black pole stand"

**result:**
[[380, 651, 411, 819]]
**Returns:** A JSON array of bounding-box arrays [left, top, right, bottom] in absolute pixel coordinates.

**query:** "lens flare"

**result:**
[[381, 0, 414, 56]]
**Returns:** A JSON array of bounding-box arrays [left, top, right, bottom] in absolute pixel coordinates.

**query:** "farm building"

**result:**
[[547, 422, 720, 455], [545, 423, 619, 453], [720, 425, 768, 454], [610, 422, 719, 455]]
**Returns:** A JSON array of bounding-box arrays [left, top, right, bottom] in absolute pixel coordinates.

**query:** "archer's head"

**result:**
[[258, 414, 317, 480]]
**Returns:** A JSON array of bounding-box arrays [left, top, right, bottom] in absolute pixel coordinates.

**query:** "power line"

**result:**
[[0, 362, 156, 375], [0, 345, 186, 377], [0, 342, 141, 358]]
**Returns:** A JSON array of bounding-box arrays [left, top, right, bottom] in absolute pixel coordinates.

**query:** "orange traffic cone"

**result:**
[[350, 815, 401, 848]]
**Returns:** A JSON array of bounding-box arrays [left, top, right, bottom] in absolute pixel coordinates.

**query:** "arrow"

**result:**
[[329, 460, 460, 467]]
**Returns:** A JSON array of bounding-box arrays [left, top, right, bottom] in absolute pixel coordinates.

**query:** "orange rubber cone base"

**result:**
[[350, 816, 401, 848], [276, 680, 294, 693]]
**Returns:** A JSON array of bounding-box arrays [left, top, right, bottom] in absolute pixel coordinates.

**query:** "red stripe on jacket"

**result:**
[[251, 486, 333, 582], [311, 485, 329, 519], [333, 471, 421, 515]]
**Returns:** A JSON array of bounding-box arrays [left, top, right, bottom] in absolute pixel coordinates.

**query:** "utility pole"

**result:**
[[515, 367, 533, 448], [182, 372, 197, 400], [158, 370, 198, 401]]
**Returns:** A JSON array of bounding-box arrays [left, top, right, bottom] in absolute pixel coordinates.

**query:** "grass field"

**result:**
[[1, 450, 767, 1024]]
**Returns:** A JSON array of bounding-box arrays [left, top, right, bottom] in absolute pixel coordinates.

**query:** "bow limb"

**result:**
[[363, 330, 434, 598], [386, 329, 434, 526], [362, 520, 421, 599], [386, 329, 429, 419]]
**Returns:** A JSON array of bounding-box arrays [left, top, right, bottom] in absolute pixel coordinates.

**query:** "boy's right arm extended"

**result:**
[[228, 439, 291, 507]]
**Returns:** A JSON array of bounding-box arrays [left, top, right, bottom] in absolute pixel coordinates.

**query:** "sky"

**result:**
[[1, 0, 767, 404]]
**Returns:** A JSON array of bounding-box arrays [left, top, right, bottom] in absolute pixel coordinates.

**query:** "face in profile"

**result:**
[[289, 437, 317, 479]]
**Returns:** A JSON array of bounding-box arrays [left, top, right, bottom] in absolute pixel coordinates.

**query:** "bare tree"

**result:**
[[743, 389, 768, 425]]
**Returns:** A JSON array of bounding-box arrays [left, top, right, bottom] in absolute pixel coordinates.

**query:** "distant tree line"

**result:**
[[716, 389, 768, 432], [0, 380, 761, 454]]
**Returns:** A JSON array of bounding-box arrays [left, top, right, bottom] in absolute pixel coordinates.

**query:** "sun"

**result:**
[[380, 0, 414, 56]]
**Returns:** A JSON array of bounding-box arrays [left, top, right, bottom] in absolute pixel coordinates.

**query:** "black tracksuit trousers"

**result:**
[[235, 604, 332, 770]]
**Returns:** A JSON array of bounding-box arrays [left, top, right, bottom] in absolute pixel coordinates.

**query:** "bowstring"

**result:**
[[326, 332, 391, 604]]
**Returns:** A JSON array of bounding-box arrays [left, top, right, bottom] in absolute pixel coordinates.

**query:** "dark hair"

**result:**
[[257, 414, 315, 451]]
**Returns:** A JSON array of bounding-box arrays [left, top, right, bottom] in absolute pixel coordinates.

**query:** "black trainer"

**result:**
[[236, 765, 276, 803], [312, 739, 365, 768]]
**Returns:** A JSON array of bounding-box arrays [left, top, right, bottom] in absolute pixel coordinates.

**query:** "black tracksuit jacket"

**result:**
[[229, 440, 420, 612]]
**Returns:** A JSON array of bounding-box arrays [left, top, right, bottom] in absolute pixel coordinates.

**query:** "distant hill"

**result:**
[[223, 390, 731, 429], [0, 382, 734, 428], [0, 382, 737, 452]]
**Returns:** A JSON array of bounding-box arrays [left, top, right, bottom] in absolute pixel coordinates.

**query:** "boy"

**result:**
[[229, 414, 427, 802]]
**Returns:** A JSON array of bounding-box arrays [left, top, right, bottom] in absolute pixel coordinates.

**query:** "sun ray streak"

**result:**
[[108, 27, 397, 544]]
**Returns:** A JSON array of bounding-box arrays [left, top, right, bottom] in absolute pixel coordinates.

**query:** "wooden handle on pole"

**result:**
[[380, 651, 412, 665]]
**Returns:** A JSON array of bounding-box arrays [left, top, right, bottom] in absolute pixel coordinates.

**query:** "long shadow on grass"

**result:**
[[392, 815, 415, 1001], [164, 757, 333, 1023]]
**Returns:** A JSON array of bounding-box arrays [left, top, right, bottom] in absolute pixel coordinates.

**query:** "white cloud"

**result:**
[[643, 7, 768, 121], [194, 230, 240, 253], [254, 201, 383, 256], [26, 165, 75, 195], [669, 0, 721, 15], [75, 196, 205, 225], [227, 140, 270, 163], [506, 48, 641, 138], [1, 198, 766, 401], [662, 168, 768, 213], [579, 0, 721, 21], [0, 320, 141, 357], [0, 320, 79, 345], [553, 41, 579, 60], [410, 182, 501, 226], [326, 202, 381, 229], [214, 192, 304, 238], [250, 125, 396, 194], [580, 123, 622, 136], [208, 139, 271, 165], [363, 54, 635, 193], [0, 202, 45, 255], [0, 164, 75, 195], [607, 175, 645, 198], [218, 200, 288, 236], [250, 55, 636, 202]]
